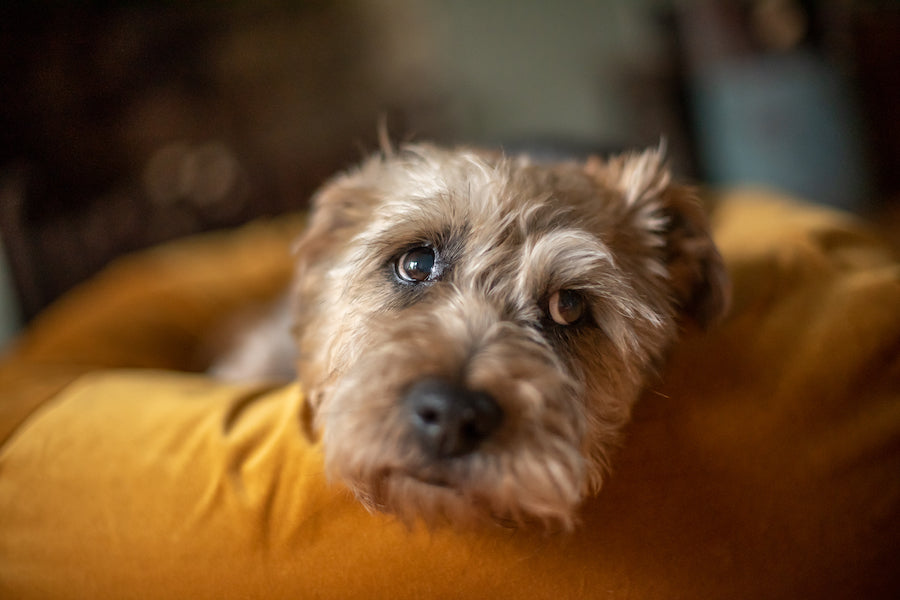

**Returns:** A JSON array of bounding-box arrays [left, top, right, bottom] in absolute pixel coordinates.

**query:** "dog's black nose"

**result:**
[[404, 378, 503, 458]]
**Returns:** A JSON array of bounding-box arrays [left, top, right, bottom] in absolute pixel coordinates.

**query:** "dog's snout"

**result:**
[[405, 378, 503, 458]]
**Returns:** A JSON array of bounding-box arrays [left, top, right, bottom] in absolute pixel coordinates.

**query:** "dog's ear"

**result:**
[[293, 174, 379, 272], [655, 183, 730, 328], [291, 168, 382, 440], [586, 149, 730, 328], [291, 178, 373, 444]]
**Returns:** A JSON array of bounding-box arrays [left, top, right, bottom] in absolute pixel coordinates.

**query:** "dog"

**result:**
[[212, 143, 729, 529]]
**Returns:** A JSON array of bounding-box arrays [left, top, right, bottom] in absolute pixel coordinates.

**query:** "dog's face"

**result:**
[[292, 145, 728, 528]]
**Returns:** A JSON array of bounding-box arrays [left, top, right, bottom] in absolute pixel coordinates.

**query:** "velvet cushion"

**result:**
[[1, 190, 898, 599]]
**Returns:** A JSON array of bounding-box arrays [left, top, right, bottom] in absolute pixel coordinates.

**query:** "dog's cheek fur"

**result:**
[[573, 327, 660, 491]]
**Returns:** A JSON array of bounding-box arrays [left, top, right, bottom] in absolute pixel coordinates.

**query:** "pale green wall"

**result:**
[[423, 0, 665, 144]]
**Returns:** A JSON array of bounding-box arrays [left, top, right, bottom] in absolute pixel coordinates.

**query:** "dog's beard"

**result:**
[[309, 297, 612, 529]]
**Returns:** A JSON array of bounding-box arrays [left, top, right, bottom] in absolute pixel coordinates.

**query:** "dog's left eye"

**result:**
[[396, 247, 437, 283], [547, 289, 585, 326]]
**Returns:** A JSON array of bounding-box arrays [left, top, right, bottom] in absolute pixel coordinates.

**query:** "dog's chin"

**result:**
[[354, 469, 510, 529], [345, 467, 580, 531]]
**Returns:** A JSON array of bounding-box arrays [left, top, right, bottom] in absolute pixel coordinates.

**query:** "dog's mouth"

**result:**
[[390, 468, 455, 490], [361, 467, 464, 517], [375, 467, 530, 529]]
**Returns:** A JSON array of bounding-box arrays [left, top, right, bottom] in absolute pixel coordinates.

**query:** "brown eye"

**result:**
[[397, 247, 436, 282], [548, 289, 585, 325]]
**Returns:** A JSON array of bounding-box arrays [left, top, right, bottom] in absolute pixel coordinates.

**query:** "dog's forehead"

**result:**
[[364, 147, 614, 238]]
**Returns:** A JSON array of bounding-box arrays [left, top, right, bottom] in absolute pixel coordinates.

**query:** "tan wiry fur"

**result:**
[[215, 143, 729, 529]]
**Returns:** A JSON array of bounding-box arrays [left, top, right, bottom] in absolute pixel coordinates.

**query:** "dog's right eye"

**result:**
[[396, 247, 437, 283], [547, 289, 586, 326]]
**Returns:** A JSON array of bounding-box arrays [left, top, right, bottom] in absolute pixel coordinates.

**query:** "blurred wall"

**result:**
[[421, 0, 668, 146]]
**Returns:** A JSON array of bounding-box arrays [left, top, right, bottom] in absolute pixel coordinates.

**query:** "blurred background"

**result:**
[[1, 0, 898, 343]]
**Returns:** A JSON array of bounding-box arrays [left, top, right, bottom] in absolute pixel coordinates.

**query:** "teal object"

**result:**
[[692, 51, 868, 211], [0, 237, 22, 348]]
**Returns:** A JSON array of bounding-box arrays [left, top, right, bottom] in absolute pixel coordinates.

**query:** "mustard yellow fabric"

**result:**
[[1, 191, 898, 599]]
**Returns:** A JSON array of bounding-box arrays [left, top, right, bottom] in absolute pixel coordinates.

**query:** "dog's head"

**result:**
[[292, 144, 728, 528]]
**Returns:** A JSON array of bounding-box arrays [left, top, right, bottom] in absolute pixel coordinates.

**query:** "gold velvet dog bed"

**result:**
[[1, 189, 898, 599]]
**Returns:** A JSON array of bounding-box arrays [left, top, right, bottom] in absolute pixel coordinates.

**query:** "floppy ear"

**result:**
[[586, 149, 730, 328], [656, 183, 730, 328], [293, 178, 377, 273], [290, 159, 386, 311], [291, 163, 383, 442]]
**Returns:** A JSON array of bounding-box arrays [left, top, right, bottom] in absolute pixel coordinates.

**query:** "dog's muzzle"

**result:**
[[404, 378, 503, 458]]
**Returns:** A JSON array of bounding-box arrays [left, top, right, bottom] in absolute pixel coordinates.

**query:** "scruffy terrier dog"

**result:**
[[213, 143, 729, 529]]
